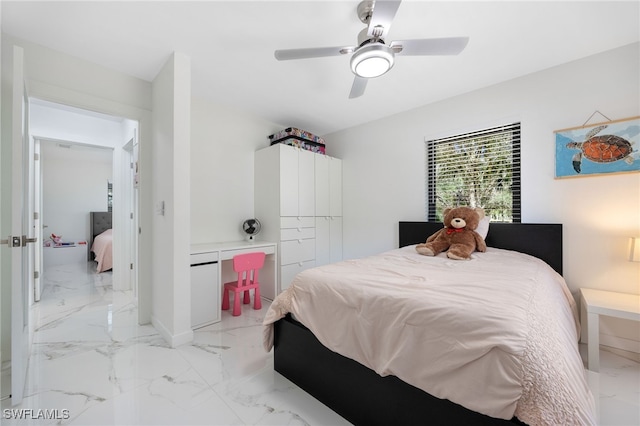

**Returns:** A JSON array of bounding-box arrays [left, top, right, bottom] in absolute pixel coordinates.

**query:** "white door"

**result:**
[[123, 136, 139, 298], [329, 157, 342, 217], [297, 149, 315, 217], [33, 139, 43, 302], [315, 216, 329, 267], [329, 216, 343, 263], [1, 45, 32, 405], [279, 145, 298, 216], [314, 154, 330, 216]]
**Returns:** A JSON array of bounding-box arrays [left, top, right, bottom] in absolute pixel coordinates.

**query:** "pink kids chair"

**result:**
[[221, 251, 265, 316]]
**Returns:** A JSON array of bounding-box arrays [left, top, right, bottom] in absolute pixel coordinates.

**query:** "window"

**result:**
[[426, 123, 521, 222]]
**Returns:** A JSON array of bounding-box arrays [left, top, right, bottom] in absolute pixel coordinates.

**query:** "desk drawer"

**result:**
[[218, 245, 276, 260], [280, 238, 315, 265], [190, 251, 219, 265], [281, 216, 315, 228]]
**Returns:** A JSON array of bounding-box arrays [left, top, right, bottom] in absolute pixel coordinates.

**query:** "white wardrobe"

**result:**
[[254, 143, 342, 294]]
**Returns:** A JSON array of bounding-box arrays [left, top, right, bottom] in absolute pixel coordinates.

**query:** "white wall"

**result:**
[[327, 42, 640, 353], [30, 102, 121, 148], [190, 98, 283, 243], [11, 37, 151, 112], [41, 143, 112, 243], [150, 52, 192, 347]]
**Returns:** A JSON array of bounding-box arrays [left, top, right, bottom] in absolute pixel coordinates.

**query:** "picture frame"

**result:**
[[554, 116, 640, 178]]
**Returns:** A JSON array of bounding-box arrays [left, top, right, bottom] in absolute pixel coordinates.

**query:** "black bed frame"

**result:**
[[274, 222, 563, 426]]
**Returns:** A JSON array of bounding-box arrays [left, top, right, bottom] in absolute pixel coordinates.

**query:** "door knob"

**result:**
[[22, 236, 38, 246], [0, 235, 35, 247]]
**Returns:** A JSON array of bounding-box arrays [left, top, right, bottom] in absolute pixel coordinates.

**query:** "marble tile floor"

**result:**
[[1, 261, 638, 425]]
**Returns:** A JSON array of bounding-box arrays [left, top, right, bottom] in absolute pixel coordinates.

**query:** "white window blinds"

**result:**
[[425, 122, 521, 222]]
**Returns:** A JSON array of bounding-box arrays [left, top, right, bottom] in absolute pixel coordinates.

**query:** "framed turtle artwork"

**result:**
[[554, 116, 640, 178]]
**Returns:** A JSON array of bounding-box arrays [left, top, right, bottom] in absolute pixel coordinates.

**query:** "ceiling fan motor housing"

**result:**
[[351, 1, 395, 78], [357, 0, 375, 24]]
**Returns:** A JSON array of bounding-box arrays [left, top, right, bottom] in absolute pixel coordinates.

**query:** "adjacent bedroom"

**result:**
[[40, 140, 113, 276]]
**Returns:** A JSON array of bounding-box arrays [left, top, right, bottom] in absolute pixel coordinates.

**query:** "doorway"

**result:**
[[30, 99, 139, 301]]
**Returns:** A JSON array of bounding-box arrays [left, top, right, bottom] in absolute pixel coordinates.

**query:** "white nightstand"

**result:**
[[580, 288, 640, 372]]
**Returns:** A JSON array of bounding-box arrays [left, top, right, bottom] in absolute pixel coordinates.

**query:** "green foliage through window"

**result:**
[[426, 123, 521, 222]]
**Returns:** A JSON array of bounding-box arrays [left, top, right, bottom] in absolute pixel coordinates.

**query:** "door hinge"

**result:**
[[34, 153, 39, 161], [34, 212, 39, 220], [130, 263, 133, 270], [34, 271, 39, 279], [130, 212, 134, 219]]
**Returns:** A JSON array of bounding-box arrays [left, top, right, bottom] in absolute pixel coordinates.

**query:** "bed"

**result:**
[[90, 211, 113, 273], [263, 222, 596, 426]]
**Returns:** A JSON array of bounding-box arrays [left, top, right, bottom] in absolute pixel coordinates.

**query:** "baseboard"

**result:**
[[170, 328, 194, 347], [600, 334, 640, 363], [151, 316, 194, 348], [600, 333, 640, 355]]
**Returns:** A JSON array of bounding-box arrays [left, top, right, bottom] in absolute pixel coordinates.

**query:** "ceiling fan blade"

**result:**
[[368, 0, 402, 39], [391, 37, 469, 56], [349, 76, 368, 99], [274, 46, 354, 61]]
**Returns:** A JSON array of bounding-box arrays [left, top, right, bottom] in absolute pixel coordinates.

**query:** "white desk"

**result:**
[[580, 288, 640, 372], [44, 244, 88, 268], [190, 240, 277, 329]]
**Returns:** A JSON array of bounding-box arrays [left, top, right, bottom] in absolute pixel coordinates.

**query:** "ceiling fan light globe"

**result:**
[[354, 56, 392, 78], [350, 43, 394, 78]]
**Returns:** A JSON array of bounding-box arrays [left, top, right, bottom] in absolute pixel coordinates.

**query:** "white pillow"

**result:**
[[476, 217, 490, 240]]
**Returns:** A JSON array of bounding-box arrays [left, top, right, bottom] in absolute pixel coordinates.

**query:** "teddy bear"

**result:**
[[416, 206, 487, 260]]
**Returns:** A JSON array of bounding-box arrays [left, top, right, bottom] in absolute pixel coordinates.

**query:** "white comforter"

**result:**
[[264, 246, 596, 425]]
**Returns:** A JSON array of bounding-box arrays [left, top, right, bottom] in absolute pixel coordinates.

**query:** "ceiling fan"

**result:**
[[274, 0, 469, 99]]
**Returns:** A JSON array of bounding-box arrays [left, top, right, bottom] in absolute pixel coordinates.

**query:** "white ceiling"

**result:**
[[2, 1, 639, 136]]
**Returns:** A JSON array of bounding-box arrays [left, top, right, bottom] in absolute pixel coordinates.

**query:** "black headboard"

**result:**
[[399, 222, 563, 275]]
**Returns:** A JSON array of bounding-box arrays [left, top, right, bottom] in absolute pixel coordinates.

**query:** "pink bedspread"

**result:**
[[264, 246, 596, 425], [91, 229, 113, 273]]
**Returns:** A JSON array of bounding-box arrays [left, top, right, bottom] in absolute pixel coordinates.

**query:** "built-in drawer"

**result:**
[[190, 251, 219, 265], [281, 216, 315, 229], [281, 260, 315, 291], [281, 227, 315, 241], [280, 238, 315, 265]]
